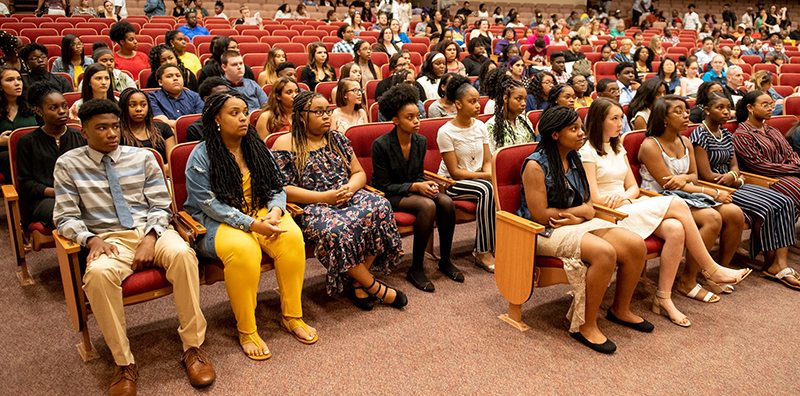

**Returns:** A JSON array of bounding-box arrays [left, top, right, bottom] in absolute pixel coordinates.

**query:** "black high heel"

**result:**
[[365, 279, 408, 309], [347, 283, 374, 311]]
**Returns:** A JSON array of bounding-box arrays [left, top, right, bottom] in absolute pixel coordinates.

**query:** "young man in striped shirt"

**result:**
[[53, 99, 215, 396]]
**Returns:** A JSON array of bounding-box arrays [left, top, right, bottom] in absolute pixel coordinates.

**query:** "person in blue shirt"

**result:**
[[177, 11, 210, 43], [150, 64, 205, 129], [701, 54, 727, 85], [615, 62, 637, 105], [221, 51, 268, 111], [144, 0, 166, 17]]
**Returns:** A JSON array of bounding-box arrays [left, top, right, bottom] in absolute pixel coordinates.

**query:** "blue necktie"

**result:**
[[103, 155, 134, 228]]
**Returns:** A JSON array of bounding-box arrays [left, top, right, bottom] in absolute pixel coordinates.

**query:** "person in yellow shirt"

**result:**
[[166, 30, 202, 75]]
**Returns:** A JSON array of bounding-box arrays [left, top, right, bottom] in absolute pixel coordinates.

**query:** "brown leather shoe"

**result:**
[[108, 364, 137, 396], [182, 347, 216, 388]]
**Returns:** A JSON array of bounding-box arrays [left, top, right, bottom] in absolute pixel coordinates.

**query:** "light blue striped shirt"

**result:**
[[53, 145, 172, 246]]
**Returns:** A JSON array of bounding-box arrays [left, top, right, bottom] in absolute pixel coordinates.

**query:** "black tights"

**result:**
[[395, 193, 456, 271]]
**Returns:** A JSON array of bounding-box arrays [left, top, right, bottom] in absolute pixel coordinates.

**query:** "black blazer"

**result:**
[[370, 128, 426, 200]]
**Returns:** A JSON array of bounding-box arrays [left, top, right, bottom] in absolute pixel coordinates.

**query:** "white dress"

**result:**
[[416, 77, 441, 100], [397, 2, 412, 33], [579, 141, 673, 238]]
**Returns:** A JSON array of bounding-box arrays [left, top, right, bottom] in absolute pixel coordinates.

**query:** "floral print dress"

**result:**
[[273, 132, 403, 294]]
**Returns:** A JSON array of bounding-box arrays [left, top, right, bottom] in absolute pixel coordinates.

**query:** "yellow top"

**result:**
[[180, 52, 203, 75], [74, 65, 84, 86], [574, 96, 593, 108]]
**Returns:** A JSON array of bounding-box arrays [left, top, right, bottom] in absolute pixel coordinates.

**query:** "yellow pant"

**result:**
[[215, 209, 306, 334]]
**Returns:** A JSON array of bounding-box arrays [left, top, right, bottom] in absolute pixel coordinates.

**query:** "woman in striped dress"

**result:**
[[733, 91, 800, 218], [692, 92, 799, 290]]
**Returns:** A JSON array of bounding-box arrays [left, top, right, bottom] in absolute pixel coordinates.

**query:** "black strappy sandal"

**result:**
[[364, 279, 408, 309], [347, 282, 375, 311]]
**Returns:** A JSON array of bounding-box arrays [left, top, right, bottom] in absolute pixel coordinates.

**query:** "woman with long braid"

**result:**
[[271, 91, 407, 310], [519, 105, 650, 354], [437, 74, 496, 273], [185, 91, 316, 361], [486, 74, 537, 153]]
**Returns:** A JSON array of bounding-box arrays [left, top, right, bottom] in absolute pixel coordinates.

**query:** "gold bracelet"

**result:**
[[727, 170, 737, 179]]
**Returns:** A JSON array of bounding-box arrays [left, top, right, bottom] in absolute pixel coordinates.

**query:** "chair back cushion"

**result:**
[[168, 142, 197, 212], [175, 114, 201, 144], [417, 117, 452, 173], [765, 115, 799, 136], [622, 130, 647, 186], [492, 143, 538, 213], [8, 127, 38, 189], [344, 122, 395, 183]]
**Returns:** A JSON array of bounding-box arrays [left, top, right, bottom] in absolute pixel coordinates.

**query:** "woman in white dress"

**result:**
[[680, 59, 703, 98], [396, 0, 412, 33]]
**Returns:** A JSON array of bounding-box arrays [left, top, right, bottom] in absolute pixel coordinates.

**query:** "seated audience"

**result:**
[[549, 52, 570, 84], [657, 57, 683, 96], [638, 95, 750, 302], [463, 38, 489, 77], [633, 47, 654, 75], [416, 51, 447, 100], [689, 81, 724, 123], [615, 62, 637, 105], [0, 31, 26, 72], [16, 82, 86, 225], [257, 47, 287, 87], [564, 37, 587, 62], [118, 88, 175, 166], [691, 92, 799, 290], [546, 83, 577, 109], [272, 91, 407, 310], [20, 44, 72, 94], [518, 105, 649, 354], [0, 65, 37, 182], [371, 83, 459, 291], [85, 46, 136, 93], [353, 41, 382, 86], [276, 62, 297, 82], [723, 65, 750, 109], [185, 90, 317, 360], [332, 24, 359, 56], [146, 44, 199, 92], [681, 59, 703, 98], [427, 73, 458, 119], [73, 0, 99, 16], [701, 55, 727, 84], [186, 77, 229, 142], [177, 11, 210, 43], [172, 0, 186, 17], [331, 77, 368, 131], [110, 22, 150, 81], [51, 35, 93, 87], [198, 37, 256, 84], [486, 73, 537, 152], [436, 40, 466, 76], [69, 63, 118, 121], [149, 64, 204, 129], [594, 78, 632, 134], [750, 70, 798, 117], [301, 43, 337, 91], [734, 91, 800, 216], [234, 5, 263, 26], [376, 69, 427, 122], [256, 77, 298, 139], [221, 51, 267, 111], [437, 76, 496, 272], [570, 75, 592, 108], [375, 27, 401, 56], [493, 27, 520, 57], [166, 30, 203, 75], [53, 98, 215, 395], [525, 70, 555, 112]]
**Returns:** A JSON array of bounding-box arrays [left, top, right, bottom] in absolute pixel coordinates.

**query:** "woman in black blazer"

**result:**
[[371, 83, 460, 292]]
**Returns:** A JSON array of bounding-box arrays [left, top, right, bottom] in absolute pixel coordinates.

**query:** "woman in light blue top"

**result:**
[[51, 34, 93, 87]]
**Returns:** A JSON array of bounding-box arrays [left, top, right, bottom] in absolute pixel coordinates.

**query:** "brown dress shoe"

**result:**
[[108, 364, 137, 396], [182, 347, 216, 388]]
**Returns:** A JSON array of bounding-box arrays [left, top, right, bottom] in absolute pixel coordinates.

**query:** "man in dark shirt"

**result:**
[[19, 44, 72, 94], [721, 4, 737, 28], [17, 82, 87, 225], [456, 1, 473, 20], [186, 77, 228, 142], [462, 38, 489, 77], [563, 37, 587, 63]]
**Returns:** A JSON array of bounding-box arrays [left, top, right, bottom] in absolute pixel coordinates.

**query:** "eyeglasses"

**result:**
[[757, 102, 775, 109], [302, 108, 334, 117], [347, 88, 363, 94], [542, 80, 554, 86], [27, 55, 47, 62]]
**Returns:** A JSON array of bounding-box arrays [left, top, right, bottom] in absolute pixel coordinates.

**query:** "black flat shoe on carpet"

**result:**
[[438, 263, 465, 283], [406, 270, 435, 292], [347, 284, 374, 311], [569, 332, 617, 354], [606, 309, 654, 333]]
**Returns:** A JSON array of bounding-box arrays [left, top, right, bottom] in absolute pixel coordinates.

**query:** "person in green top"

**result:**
[[0, 65, 38, 182]]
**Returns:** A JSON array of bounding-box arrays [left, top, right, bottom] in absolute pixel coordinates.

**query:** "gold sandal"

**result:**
[[238, 332, 271, 360], [676, 283, 720, 303], [651, 290, 691, 327], [280, 317, 319, 345], [701, 266, 752, 294]]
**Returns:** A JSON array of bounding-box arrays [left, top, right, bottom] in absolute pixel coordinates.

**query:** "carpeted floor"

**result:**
[[2, 206, 800, 395]]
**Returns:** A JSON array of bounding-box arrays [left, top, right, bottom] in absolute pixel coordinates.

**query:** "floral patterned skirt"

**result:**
[[298, 189, 403, 295]]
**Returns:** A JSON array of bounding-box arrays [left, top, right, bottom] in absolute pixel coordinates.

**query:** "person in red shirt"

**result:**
[[110, 21, 150, 82]]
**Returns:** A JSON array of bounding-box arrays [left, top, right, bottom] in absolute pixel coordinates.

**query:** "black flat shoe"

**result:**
[[570, 332, 617, 354], [347, 283, 374, 311], [606, 309, 654, 333], [438, 263, 465, 283], [406, 270, 435, 292], [365, 279, 408, 309]]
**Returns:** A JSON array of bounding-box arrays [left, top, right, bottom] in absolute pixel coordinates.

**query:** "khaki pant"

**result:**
[[82, 228, 206, 366]]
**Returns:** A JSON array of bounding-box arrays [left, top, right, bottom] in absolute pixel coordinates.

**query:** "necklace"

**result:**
[[701, 121, 724, 142]]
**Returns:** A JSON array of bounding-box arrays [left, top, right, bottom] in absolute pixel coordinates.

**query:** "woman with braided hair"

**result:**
[[117, 88, 175, 166], [546, 83, 577, 109], [371, 83, 458, 292], [272, 91, 407, 311], [0, 31, 25, 72], [486, 74, 537, 153], [480, 65, 507, 115], [437, 75, 496, 272], [525, 70, 555, 111], [519, 105, 651, 354], [185, 90, 317, 361]]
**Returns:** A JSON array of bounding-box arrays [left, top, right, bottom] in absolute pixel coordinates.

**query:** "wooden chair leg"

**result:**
[[76, 327, 99, 362], [16, 263, 33, 286], [499, 303, 530, 332], [4, 187, 34, 286]]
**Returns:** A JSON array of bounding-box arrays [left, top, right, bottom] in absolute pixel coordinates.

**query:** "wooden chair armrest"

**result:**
[[495, 211, 545, 307], [2, 184, 18, 201], [697, 180, 735, 194], [593, 203, 629, 223], [53, 230, 82, 255], [741, 171, 779, 188], [364, 185, 385, 196], [496, 210, 546, 234], [286, 203, 304, 216], [638, 188, 661, 198], [176, 211, 206, 235], [424, 170, 457, 187]]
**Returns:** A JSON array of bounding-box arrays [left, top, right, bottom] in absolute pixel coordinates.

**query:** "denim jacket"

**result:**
[[51, 57, 93, 80], [144, 0, 166, 17], [184, 141, 287, 259]]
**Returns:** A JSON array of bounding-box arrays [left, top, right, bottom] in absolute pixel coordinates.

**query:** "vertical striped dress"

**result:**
[[690, 125, 797, 258], [733, 121, 800, 217]]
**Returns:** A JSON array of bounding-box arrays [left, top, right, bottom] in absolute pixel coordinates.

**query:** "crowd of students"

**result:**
[[2, 4, 800, 395]]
